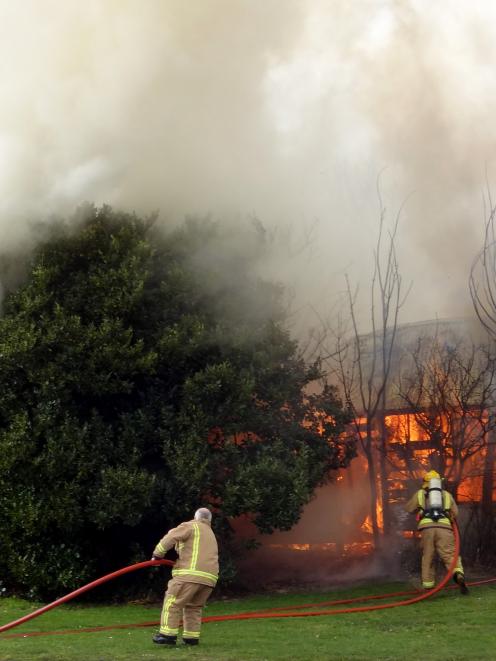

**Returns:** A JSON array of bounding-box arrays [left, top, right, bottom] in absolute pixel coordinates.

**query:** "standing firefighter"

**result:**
[[405, 470, 468, 594], [151, 508, 219, 647]]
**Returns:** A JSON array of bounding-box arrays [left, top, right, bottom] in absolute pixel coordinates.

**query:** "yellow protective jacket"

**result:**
[[153, 519, 219, 587], [405, 488, 458, 531]]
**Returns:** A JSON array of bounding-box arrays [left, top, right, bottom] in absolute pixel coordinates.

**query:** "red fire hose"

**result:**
[[0, 559, 174, 635], [202, 522, 463, 622], [0, 523, 474, 637]]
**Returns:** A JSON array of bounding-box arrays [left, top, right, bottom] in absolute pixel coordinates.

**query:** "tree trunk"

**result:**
[[378, 411, 392, 537], [481, 423, 496, 560], [363, 429, 381, 549]]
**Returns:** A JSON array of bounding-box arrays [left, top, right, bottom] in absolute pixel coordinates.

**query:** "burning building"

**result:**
[[365, 317, 496, 509], [233, 317, 496, 585]]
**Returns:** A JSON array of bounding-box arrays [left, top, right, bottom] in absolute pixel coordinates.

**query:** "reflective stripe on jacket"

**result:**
[[416, 489, 452, 529], [405, 488, 459, 531], [153, 519, 219, 587]]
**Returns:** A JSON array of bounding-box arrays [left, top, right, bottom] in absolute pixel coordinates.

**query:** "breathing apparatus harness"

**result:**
[[418, 476, 451, 523]]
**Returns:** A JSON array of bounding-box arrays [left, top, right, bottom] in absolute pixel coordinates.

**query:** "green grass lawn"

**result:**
[[1, 580, 495, 661]]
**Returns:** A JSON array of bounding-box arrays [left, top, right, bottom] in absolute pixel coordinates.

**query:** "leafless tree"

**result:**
[[468, 189, 496, 560], [397, 333, 496, 501], [326, 186, 410, 546], [470, 192, 496, 339]]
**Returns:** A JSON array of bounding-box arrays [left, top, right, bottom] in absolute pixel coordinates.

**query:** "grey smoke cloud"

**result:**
[[1, 0, 495, 327]]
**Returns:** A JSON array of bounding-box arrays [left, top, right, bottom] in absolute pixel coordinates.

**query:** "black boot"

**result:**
[[453, 572, 469, 595], [153, 633, 177, 645], [183, 638, 200, 646]]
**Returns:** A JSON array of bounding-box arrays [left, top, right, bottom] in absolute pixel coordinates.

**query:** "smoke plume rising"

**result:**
[[1, 0, 496, 328]]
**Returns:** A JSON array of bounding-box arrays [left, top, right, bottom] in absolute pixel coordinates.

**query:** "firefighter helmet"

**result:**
[[422, 470, 440, 487]]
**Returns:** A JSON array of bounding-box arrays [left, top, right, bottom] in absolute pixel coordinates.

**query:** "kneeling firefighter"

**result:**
[[405, 470, 468, 594]]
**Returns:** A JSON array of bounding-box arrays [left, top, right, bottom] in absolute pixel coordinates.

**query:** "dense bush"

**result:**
[[0, 205, 354, 599]]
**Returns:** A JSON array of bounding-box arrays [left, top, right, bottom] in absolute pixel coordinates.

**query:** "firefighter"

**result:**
[[405, 470, 468, 594], [151, 507, 219, 647]]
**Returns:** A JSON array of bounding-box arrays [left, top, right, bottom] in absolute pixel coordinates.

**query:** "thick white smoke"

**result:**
[[1, 0, 496, 326]]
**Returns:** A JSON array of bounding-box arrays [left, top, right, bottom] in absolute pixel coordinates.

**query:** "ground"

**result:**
[[1, 580, 495, 660]]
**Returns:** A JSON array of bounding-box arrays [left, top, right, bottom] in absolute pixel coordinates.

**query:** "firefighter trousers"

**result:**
[[420, 527, 464, 589], [159, 577, 213, 640]]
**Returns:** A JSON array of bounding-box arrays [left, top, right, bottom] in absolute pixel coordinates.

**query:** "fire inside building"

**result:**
[[233, 318, 496, 585]]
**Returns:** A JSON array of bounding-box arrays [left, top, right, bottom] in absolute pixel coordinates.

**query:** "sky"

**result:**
[[1, 0, 496, 333]]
